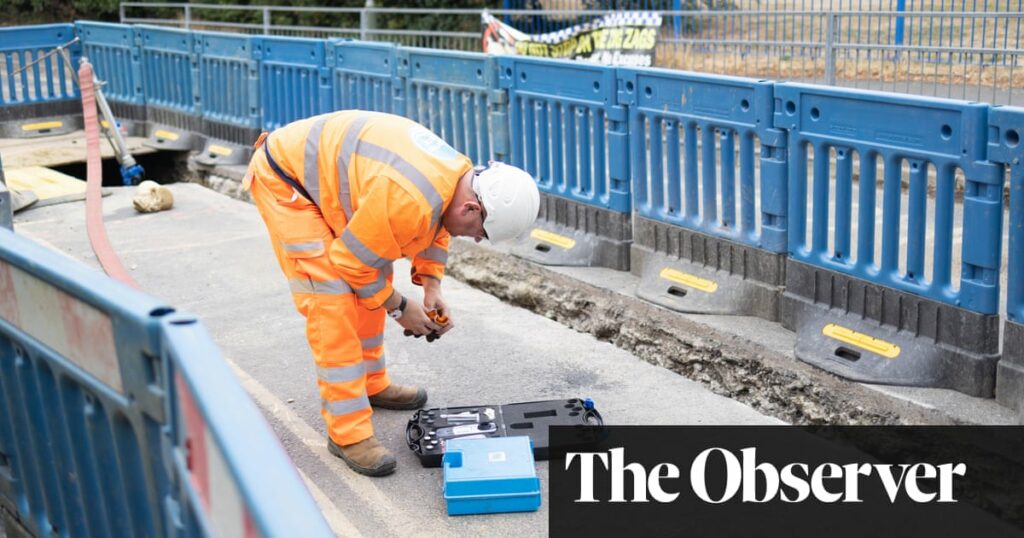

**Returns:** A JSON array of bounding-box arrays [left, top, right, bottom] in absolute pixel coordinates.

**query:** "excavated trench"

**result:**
[[446, 240, 952, 426]]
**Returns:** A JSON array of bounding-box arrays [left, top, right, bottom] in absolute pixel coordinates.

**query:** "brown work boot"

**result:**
[[368, 384, 428, 410], [328, 436, 396, 477]]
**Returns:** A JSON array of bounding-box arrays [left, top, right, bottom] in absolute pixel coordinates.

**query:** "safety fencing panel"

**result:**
[[775, 83, 1004, 397], [499, 56, 632, 271], [0, 227, 171, 537], [988, 107, 1024, 412], [618, 68, 787, 321], [139, 25, 201, 150], [0, 228, 332, 537], [0, 23, 80, 138], [75, 21, 145, 132], [331, 39, 397, 115], [162, 314, 333, 537], [397, 48, 501, 165], [194, 31, 262, 166], [260, 36, 330, 131]]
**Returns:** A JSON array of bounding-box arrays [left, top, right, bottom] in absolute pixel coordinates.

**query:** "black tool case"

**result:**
[[406, 398, 604, 467]]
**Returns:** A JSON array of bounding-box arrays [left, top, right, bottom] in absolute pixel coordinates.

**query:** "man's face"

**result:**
[[444, 198, 488, 243]]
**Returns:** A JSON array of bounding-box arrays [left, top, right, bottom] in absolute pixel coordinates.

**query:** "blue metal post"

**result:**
[[894, 0, 906, 46], [673, 0, 682, 37]]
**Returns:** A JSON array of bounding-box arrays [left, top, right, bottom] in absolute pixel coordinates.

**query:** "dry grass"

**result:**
[[654, 2, 1022, 92]]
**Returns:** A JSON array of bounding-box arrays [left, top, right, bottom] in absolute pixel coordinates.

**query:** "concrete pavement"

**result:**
[[13, 183, 777, 537]]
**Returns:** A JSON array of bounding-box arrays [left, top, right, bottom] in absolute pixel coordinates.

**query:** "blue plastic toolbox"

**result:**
[[442, 436, 542, 516]]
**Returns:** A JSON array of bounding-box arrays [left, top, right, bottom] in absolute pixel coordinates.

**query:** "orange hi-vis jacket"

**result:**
[[249, 110, 473, 308]]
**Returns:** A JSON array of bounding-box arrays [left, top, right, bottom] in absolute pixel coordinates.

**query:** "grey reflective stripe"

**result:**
[[313, 279, 353, 295], [353, 272, 388, 300], [322, 394, 370, 416], [361, 333, 384, 349], [288, 278, 352, 296], [281, 240, 323, 253], [303, 115, 328, 206], [341, 228, 390, 269], [337, 115, 372, 220], [418, 246, 448, 264], [288, 278, 316, 294], [365, 356, 387, 373], [317, 363, 365, 383], [356, 141, 445, 229]]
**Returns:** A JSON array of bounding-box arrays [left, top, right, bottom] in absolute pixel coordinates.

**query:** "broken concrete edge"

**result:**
[[181, 170, 981, 426]]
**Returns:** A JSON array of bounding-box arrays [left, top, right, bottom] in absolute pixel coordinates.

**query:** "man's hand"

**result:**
[[421, 277, 454, 335], [396, 301, 442, 336]]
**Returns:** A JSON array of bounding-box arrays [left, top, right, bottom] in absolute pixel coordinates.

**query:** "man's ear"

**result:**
[[464, 200, 482, 214]]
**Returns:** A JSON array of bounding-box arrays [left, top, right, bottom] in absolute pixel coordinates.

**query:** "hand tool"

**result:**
[[440, 408, 496, 423], [404, 309, 449, 342]]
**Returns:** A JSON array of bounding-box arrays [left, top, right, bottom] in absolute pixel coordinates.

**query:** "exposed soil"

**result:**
[[447, 239, 955, 426]]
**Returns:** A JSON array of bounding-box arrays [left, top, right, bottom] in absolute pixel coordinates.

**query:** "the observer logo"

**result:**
[[566, 447, 967, 504]]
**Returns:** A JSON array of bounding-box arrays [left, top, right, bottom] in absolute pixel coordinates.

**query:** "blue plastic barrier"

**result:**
[[260, 36, 330, 131], [989, 107, 1024, 323], [331, 39, 397, 115], [775, 83, 1004, 314], [499, 56, 629, 213], [988, 106, 1024, 410], [618, 68, 787, 253], [0, 24, 78, 106], [776, 84, 1003, 396], [139, 25, 197, 117], [0, 228, 168, 537], [75, 21, 143, 108], [194, 31, 261, 163], [398, 48, 501, 164], [198, 31, 261, 134], [0, 23, 80, 137], [162, 314, 332, 537], [0, 228, 332, 537]]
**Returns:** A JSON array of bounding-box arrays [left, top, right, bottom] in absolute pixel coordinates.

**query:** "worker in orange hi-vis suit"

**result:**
[[243, 110, 540, 476]]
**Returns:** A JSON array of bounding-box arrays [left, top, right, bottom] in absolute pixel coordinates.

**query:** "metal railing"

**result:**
[[119, 2, 1024, 105]]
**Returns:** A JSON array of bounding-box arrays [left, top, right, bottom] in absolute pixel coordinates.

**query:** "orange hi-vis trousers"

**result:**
[[248, 148, 390, 446]]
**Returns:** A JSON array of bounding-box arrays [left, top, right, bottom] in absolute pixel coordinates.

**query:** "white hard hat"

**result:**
[[471, 161, 541, 243]]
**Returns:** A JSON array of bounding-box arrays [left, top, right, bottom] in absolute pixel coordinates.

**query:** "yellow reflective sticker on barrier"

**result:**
[[658, 268, 718, 293], [821, 324, 901, 359], [207, 144, 233, 156], [21, 121, 63, 131], [100, 120, 110, 128], [531, 229, 576, 249], [155, 129, 180, 141]]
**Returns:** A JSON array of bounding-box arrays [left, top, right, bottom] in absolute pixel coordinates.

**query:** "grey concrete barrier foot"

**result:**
[[785, 292, 999, 398], [192, 141, 251, 167], [634, 248, 782, 321], [509, 221, 631, 271], [995, 320, 1024, 411]]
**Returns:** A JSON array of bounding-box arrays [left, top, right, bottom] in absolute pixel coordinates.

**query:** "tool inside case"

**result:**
[[406, 398, 603, 467]]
